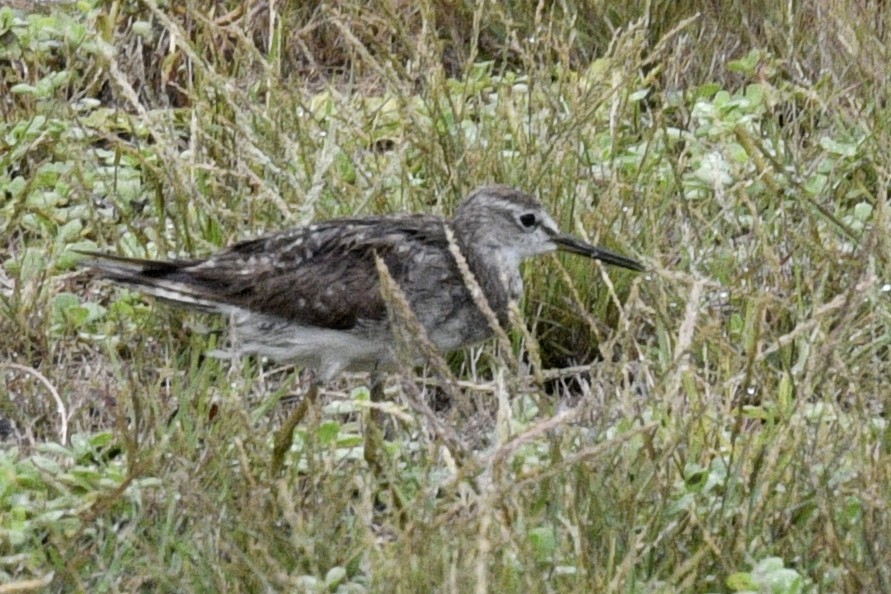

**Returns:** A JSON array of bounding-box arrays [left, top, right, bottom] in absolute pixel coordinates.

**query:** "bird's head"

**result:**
[[454, 185, 644, 272]]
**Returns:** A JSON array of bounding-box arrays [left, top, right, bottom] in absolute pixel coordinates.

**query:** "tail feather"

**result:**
[[76, 250, 229, 313]]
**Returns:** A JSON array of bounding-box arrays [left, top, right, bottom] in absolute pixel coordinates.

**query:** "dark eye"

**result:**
[[519, 213, 537, 228]]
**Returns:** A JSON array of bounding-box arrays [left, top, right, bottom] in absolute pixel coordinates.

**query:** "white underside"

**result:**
[[207, 310, 394, 383]]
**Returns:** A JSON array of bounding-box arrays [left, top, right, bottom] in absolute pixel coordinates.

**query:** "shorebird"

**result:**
[[80, 185, 643, 470]]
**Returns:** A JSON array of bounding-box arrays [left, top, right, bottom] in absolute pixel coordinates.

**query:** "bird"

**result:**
[[79, 185, 644, 470]]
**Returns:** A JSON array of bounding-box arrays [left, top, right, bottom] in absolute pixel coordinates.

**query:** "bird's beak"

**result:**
[[552, 233, 645, 272]]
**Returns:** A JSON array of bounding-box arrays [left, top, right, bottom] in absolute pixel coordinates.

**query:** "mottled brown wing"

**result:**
[[180, 214, 449, 330]]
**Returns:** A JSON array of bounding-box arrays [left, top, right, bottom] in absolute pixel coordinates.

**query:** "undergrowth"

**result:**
[[1, 1, 889, 592]]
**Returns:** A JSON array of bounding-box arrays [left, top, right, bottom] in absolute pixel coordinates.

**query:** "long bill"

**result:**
[[552, 234, 645, 272]]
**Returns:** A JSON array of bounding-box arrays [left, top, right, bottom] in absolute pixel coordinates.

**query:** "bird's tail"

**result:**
[[76, 250, 229, 313]]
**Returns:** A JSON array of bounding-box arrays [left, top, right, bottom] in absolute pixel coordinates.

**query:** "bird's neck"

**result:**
[[454, 227, 523, 327]]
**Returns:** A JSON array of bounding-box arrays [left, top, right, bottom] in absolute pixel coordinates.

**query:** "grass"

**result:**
[[1, 0, 890, 592]]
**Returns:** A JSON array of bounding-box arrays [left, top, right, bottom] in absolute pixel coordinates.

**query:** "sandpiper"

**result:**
[[80, 185, 643, 469]]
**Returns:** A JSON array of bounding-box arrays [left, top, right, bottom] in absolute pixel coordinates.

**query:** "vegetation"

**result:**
[[1, 0, 889, 592]]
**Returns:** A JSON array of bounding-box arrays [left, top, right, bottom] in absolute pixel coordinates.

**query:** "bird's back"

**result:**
[[81, 213, 500, 370]]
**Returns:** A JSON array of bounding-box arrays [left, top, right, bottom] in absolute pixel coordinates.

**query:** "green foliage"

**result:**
[[0, 433, 153, 582], [1, 0, 889, 592], [726, 557, 807, 594]]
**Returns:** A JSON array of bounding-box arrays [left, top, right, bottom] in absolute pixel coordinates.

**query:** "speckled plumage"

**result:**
[[80, 185, 643, 381]]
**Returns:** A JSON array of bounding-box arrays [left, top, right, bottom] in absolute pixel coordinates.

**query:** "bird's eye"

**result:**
[[519, 213, 537, 228]]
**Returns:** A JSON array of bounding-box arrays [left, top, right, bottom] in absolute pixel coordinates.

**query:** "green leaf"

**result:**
[[853, 201, 872, 222], [131, 20, 151, 37], [727, 571, 756, 591], [819, 136, 858, 157], [10, 83, 36, 95], [325, 566, 346, 590], [56, 218, 82, 243], [629, 88, 650, 102], [318, 420, 341, 445], [58, 241, 98, 269], [804, 173, 828, 195], [528, 526, 557, 562]]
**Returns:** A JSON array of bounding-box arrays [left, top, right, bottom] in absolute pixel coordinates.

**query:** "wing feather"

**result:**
[[80, 214, 450, 331]]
